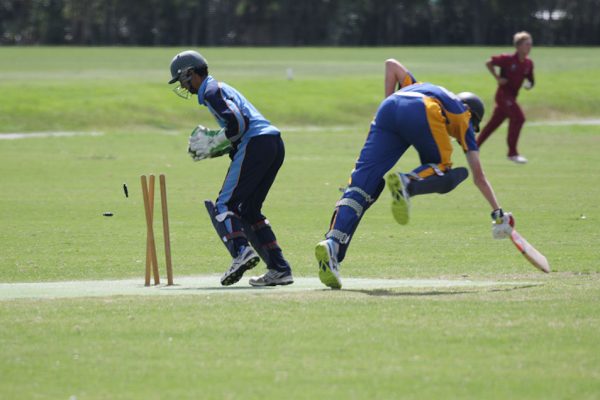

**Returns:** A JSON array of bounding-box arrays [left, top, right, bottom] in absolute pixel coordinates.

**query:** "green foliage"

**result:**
[[2, 0, 600, 45]]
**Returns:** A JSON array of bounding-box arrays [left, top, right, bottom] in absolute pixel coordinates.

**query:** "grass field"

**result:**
[[1, 47, 599, 399]]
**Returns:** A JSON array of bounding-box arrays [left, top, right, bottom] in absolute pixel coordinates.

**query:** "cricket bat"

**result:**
[[510, 230, 550, 273]]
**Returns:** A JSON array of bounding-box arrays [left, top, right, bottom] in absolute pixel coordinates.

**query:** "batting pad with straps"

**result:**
[[204, 200, 246, 258], [241, 218, 276, 266], [326, 180, 385, 246], [205, 200, 278, 266]]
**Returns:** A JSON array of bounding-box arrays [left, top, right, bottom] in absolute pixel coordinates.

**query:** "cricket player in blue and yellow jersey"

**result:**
[[315, 59, 515, 289], [168, 50, 293, 287]]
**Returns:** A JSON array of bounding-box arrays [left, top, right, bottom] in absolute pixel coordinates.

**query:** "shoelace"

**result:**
[[227, 259, 245, 273], [264, 271, 276, 279], [267, 270, 284, 280]]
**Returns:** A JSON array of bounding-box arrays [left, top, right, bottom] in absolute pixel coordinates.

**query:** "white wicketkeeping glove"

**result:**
[[491, 209, 515, 240], [188, 125, 231, 161]]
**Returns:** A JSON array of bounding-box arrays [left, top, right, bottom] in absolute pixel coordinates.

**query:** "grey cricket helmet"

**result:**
[[168, 50, 208, 84], [457, 92, 484, 132]]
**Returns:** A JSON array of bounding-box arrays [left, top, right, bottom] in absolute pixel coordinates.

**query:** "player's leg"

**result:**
[[325, 129, 407, 262], [386, 95, 463, 224], [387, 113, 448, 224], [215, 136, 278, 285], [318, 168, 391, 289], [404, 167, 469, 196], [317, 101, 409, 288], [325, 178, 386, 263], [238, 135, 293, 287], [506, 100, 526, 161], [386, 171, 410, 224], [204, 200, 238, 258], [245, 217, 294, 287], [238, 135, 287, 269], [398, 147, 469, 198]]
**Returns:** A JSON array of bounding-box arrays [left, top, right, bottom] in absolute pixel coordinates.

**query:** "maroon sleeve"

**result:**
[[527, 60, 535, 84], [490, 54, 509, 67]]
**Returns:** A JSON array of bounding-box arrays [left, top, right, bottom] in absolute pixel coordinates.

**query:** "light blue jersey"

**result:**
[[197, 76, 279, 144]]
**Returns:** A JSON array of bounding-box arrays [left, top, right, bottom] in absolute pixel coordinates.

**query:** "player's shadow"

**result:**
[[177, 286, 275, 291], [345, 284, 540, 297]]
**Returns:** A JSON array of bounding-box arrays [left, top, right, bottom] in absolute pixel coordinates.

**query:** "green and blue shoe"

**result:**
[[315, 240, 342, 289], [386, 172, 411, 225]]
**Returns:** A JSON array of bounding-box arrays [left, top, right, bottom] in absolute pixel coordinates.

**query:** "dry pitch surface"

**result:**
[[0, 276, 542, 300]]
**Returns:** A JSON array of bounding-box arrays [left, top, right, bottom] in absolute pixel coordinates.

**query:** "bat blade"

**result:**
[[510, 230, 550, 273]]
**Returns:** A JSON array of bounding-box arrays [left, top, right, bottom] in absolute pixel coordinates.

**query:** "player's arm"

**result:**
[[525, 63, 535, 90], [204, 85, 249, 143], [385, 58, 411, 97], [466, 150, 514, 238], [188, 125, 232, 160], [466, 150, 500, 210], [486, 58, 507, 86]]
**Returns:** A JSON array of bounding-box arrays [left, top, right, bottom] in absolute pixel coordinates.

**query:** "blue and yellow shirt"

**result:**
[[397, 71, 418, 90], [399, 82, 478, 153]]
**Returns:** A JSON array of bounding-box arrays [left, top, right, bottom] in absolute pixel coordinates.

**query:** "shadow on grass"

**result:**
[[174, 286, 277, 291], [345, 284, 541, 297]]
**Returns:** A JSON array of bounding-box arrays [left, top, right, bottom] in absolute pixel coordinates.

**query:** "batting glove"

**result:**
[[491, 209, 515, 240], [188, 125, 210, 161], [189, 148, 209, 161], [208, 140, 233, 158], [188, 125, 231, 161]]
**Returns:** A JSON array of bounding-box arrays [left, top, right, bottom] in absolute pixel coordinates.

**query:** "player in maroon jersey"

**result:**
[[477, 31, 535, 164]]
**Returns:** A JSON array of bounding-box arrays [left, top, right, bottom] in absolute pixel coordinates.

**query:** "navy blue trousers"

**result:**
[[216, 134, 289, 270]]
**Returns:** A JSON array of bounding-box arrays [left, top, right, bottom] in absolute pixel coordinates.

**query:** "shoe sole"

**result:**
[[221, 256, 260, 286], [315, 243, 342, 289], [249, 278, 294, 287], [508, 158, 527, 164], [386, 173, 410, 225]]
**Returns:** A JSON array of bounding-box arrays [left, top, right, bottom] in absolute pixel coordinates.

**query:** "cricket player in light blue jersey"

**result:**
[[315, 59, 515, 289], [169, 50, 293, 287]]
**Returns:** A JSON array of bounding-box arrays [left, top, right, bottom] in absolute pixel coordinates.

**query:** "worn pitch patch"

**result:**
[[0, 276, 542, 300]]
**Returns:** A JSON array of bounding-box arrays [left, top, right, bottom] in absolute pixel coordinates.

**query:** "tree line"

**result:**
[[1, 0, 599, 46]]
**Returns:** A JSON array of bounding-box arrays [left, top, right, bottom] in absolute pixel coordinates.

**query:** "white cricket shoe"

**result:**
[[386, 172, 411, 225], [315, 240, 342, 289], [508, 155, 528, 164], [220, 246, 260, 286], [249, 269, 294, 287]]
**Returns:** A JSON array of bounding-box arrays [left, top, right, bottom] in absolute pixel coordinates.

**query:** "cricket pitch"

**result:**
[[0, 276, 543, 300]]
